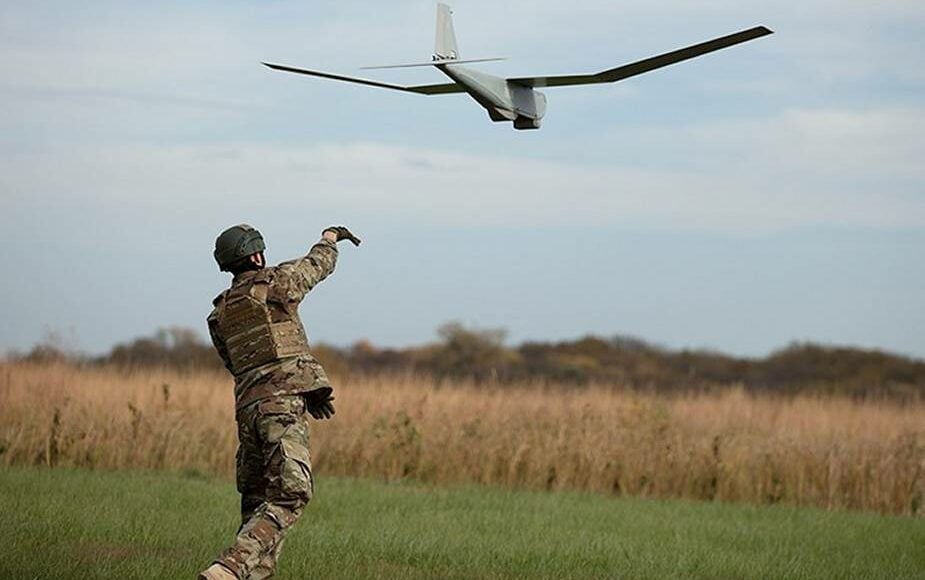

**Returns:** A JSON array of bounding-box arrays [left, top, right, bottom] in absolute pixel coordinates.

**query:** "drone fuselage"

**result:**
[[437, 63, 546, 130]]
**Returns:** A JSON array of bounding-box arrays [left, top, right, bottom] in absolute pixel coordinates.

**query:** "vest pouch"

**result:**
[[270, 320, 310, 359]]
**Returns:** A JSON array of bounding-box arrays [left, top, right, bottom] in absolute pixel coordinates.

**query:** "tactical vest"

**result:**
[[214, 270, 311, 374]]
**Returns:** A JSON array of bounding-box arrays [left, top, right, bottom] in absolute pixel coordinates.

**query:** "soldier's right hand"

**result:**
[[305, 389, 336, 420], [308, 399, 335, 420], [323, 226, 361, 247]]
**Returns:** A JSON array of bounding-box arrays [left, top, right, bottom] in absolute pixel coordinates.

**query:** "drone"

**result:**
[[264, 4, 772, 130]]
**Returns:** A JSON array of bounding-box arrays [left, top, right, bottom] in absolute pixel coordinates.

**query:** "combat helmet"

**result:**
[[214, 224, 266, 272]]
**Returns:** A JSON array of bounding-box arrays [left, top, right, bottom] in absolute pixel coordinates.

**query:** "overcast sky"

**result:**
[[2, 0, 923, 358]]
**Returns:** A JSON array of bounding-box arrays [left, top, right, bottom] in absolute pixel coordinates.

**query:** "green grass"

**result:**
[[1, 467, 922, 579]]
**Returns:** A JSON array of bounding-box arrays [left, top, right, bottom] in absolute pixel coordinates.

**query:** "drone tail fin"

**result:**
[[435, 3, 459, 59]]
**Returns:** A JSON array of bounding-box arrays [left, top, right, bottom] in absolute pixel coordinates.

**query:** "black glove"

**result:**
[[323, 226, 361, 247], [304, 387, 336, 420]]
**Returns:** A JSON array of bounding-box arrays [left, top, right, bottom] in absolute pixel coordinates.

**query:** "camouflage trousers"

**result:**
[[215, 395, 314, 580]]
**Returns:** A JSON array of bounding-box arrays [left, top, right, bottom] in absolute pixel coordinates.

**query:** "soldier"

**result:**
[[199, 224, 360, 580]]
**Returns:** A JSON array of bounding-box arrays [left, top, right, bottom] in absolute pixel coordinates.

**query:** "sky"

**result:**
[[1, 0, 923, 358]]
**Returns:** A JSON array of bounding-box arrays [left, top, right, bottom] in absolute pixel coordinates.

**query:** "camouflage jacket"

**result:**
[[208, 239, 338, 410]]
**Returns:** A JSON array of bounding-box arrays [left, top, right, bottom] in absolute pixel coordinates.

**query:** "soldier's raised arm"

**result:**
[[275, 226, 361, 303]]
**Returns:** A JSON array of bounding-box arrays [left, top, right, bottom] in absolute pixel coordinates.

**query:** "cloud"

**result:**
[[3, 106, 922, 233], [0, 84, 255, 112], [665, 107, 925, 180]]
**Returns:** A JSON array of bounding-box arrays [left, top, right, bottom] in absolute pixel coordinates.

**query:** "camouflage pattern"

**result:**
[[208, 239, 338, 410], [207, 238, 339, 579], [217, 395, 313, 580]]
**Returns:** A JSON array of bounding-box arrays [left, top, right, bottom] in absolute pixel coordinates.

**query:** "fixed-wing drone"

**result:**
[[264, 4, 772, 130]]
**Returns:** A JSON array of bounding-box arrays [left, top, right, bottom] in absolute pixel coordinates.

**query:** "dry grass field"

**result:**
[[1, 361, 922, 515]]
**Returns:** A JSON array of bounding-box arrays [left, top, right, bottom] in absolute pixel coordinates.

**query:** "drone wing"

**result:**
[[507, 26, 773, 88], [262, 62, 465, 95]]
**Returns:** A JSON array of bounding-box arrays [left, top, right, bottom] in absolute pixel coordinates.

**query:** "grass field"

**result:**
[[2, 467, 922, 580]]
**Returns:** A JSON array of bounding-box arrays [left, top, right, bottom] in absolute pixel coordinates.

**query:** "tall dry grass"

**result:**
[[0, 361, 922, 515]]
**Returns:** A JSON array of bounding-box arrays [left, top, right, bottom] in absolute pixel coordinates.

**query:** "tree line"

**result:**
[[14, 323, 925, 400]]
